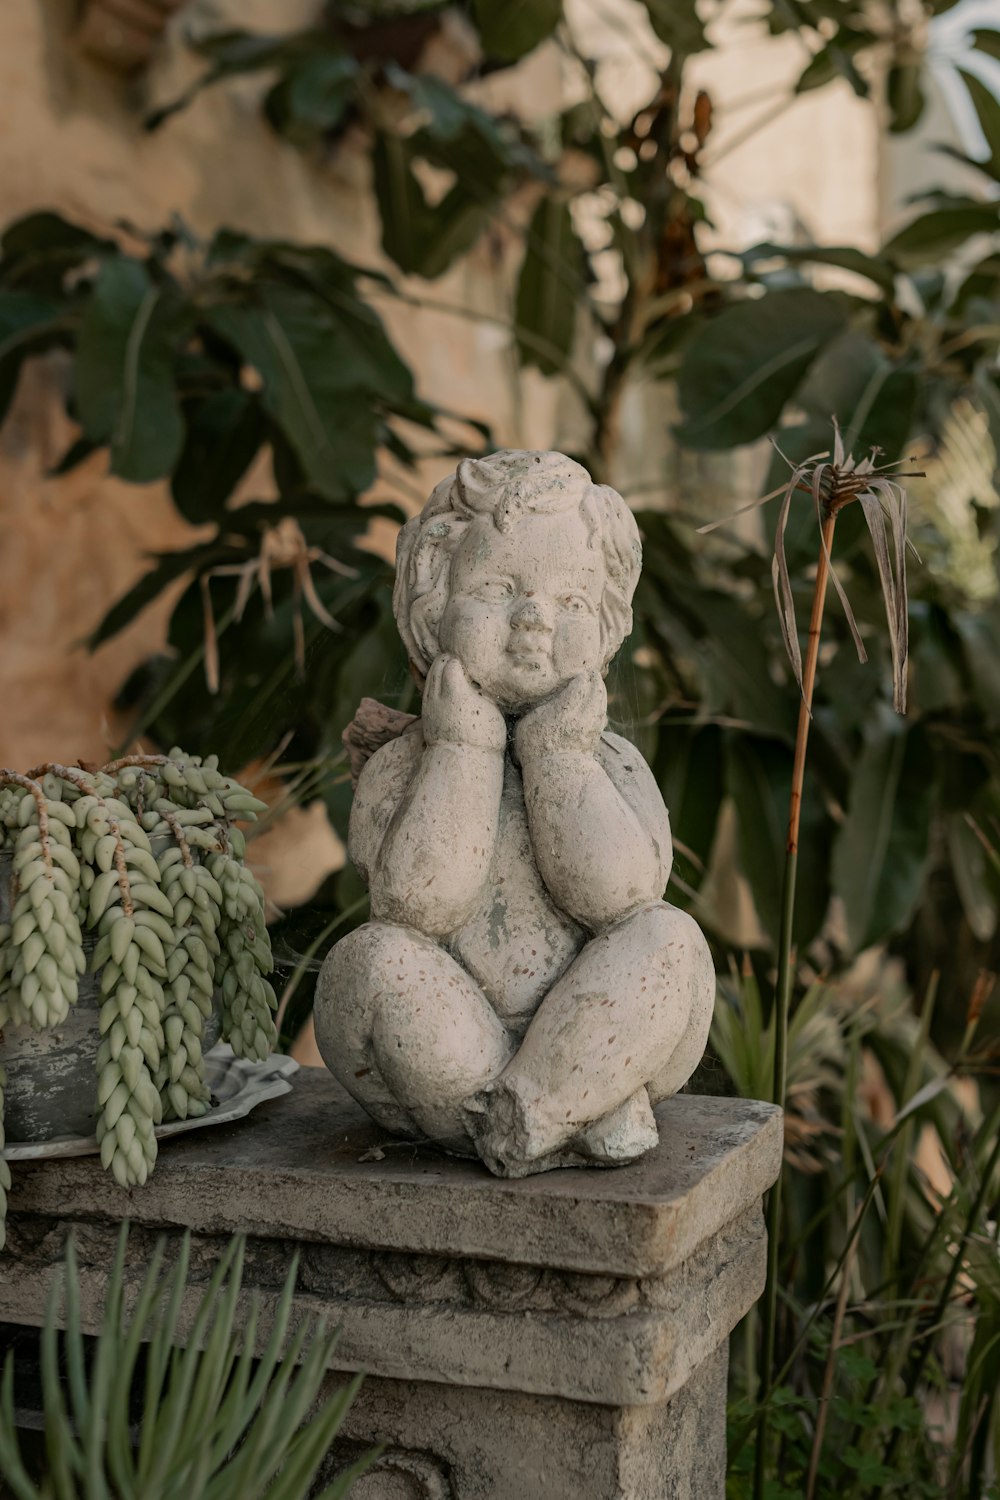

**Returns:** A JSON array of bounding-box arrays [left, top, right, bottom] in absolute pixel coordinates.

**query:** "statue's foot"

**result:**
[[462, 1080, 658, 1179]]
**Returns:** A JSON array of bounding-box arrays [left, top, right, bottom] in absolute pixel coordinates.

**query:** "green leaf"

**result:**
[[372, 131, 431, 276], [676, 288, 851, 450], [742, 241, 897, 295], [472, 0, 562, 61], [639, 0, 708, 52], [972, 29, 1000, 63], [75, 258, 189, 482], [206, 286, 380, 497], [0, 211, 114, 293], [959, 69, 1000, 179], [883, 200, 1000, 267], [264, 52, 359, 146], [887, 61, 926, 132], [726, 735, 832, 948], [515, 198, 582, 376], [386, 64, 540, 186], [796, 38, 870, 97], [87, 541, 230, 648], [172, 389, 263, 522], [831, 713, 935, 952], [656, 725, 724, 893], [953, 251, 1000, 312], [0, 289, 63, 421]]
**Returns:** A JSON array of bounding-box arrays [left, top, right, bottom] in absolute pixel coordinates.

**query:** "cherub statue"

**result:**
[[315, 450, 714, 1178]]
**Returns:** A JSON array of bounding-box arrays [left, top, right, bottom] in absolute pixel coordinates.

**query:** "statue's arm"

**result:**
[[520, 731, 671, 932], [352, 658, 506, 937]]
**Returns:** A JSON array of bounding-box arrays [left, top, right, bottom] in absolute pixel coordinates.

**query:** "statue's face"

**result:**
[[438, 509, 605, 711]]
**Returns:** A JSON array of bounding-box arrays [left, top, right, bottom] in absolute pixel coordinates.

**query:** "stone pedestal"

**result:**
[[1, 1071, 781, 1500]]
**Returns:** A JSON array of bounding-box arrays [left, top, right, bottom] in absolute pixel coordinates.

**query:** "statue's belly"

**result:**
[[447, 759, 583, 1033]]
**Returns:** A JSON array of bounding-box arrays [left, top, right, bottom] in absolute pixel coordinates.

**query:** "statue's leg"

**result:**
[[314, 921, 515, 1152], [464, 902, 714, 1176]]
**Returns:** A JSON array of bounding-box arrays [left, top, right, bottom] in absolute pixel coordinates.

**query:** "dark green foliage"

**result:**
[[3, 12, 1000, 1483], [0, 1228, 375, 1498]]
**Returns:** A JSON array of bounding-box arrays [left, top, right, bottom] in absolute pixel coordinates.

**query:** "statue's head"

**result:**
[[393, 450, 642, 712]]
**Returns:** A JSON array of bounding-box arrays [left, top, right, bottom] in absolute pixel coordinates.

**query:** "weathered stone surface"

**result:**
[[315, 451, 717, 1179], [5, 1068, 781, 1278], [315, 1346, 729, 1499], [3, 1072, 780, 1497]]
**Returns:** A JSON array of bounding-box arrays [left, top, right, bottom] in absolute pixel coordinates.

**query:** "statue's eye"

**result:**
[[560, 593, 593, 615], [474, 579, 515, 602]]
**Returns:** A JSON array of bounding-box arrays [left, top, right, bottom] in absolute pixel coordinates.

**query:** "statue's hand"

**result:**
[[421, 655, 507, 751], [515, 671, 607, 762]]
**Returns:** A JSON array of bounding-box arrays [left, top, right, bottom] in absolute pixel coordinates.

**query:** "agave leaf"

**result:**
[[772, 468, 805, 695], [810, 462, 868, 667], [0, 1354, 36, 1500], [63, 1233, 91, 1437], [145, 1237, 244, 1492], [138, 1232, 192, 1480], [84, 1224, 128, 1500], [108, 1237, 167, 1494], [41, 1272, 78, 1500], [858, 482, 908, 712]]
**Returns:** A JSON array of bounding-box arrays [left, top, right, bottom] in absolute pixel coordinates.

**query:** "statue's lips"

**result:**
[[505, 649, 550, 671]]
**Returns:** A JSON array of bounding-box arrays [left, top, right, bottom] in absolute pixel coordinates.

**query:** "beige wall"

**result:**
[[0, 0, 886, 941]]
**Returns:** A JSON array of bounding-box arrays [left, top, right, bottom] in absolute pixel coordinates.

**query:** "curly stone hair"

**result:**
[[393, 450, 642, 680]]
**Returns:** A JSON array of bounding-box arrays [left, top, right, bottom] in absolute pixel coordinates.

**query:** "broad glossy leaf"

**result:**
[[953, 251, 1000, 311], [410, 185, 490, 282], [832, 713, 935, 952], [87, 540, 230, 648], [206, 286, 380, 497], [75, 258, 189, 482], [0, 289, 62, 421], [972, 28, 1000, 63], [656, 725, 724, 893], [887, 62, 925, 132], [959, 69, 1000, 179], [676, 287, 851, 450], [726, 734, 832, 948], [639, 0, 707, 51], [172, 389, 263, 522], [742, 241, 896, 295], [472, 0, 562, 61], [0, 212, 113, 293], [515, 198, 582, 376], [264, 53, 359, 145], [373, 131, 431, 276], [797, 38, 869, 97], [387, 65, 539, 184], [884, 200, 1000, 266]]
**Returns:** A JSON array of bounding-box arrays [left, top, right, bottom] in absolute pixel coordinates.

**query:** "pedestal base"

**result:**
[[1, 1070, 781, 1499]]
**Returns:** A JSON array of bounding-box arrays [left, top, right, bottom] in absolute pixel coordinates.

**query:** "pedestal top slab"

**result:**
[[8, 1070, 781, 1278]]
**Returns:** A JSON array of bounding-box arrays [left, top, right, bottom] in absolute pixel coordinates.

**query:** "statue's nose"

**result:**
[[511, 596, 551, 632]]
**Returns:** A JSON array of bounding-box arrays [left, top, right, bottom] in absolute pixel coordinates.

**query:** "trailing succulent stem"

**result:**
[[0, 749, 275, 1247]]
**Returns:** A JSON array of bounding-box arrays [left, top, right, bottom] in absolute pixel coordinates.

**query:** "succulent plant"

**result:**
[[0, 749, 277, 1247]]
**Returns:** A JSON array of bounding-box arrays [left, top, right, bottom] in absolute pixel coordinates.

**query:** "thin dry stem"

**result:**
[[101, 754, 171, 775], [0, 771, 52, 878], [163, 810, 194, 869], [32, 762, 134, 916]]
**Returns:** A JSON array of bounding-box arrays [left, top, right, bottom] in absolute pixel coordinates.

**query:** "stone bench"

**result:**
[[2, 1069, 781, 1499]]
